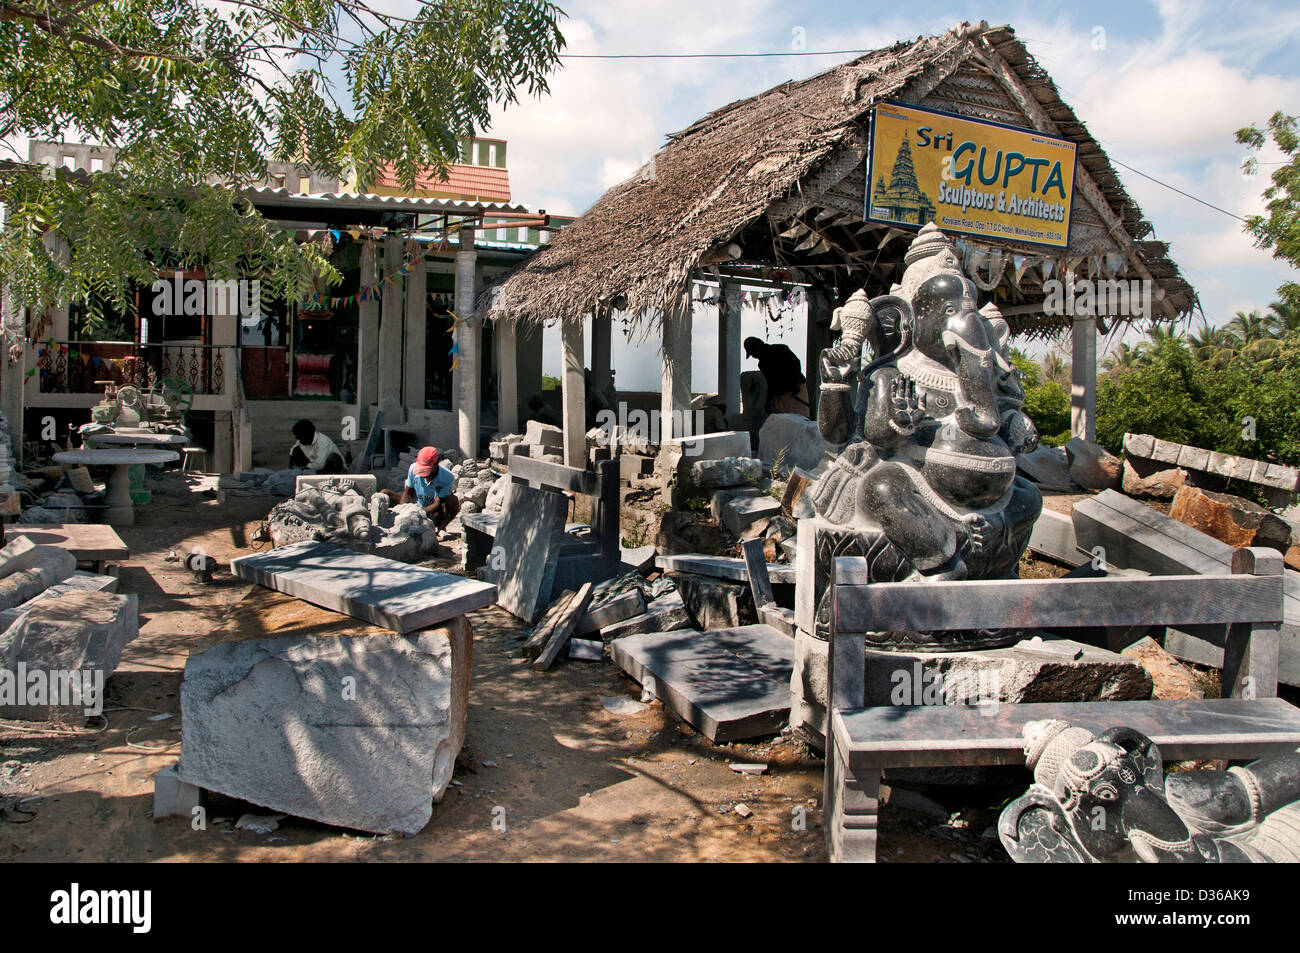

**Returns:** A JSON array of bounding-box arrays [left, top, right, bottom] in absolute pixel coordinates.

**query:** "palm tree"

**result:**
[[1040, 351, 1069, 387], [1187, 318, 1231, 365], [1265, 300, 1300, 338], [1225, 310, 1270, 347], [1101, 341, 1143, 373]]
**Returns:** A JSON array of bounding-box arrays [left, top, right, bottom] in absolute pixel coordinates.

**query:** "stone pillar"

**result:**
[[496, 318, 519, 434], [1071, 313, 1097, 442], [454, 227, 479, 458], [356, 241, 380, 423], [718, 282, 741, 419], [378, 233, 404, 425], [403, 246, 427, 418], [660, 297, 693, 442], [591, 311, 613, 400], [213, 410, 233, 473], [804, 286, 832, 419], [561, 318, 586, 468], [516, 320, 543, 418]]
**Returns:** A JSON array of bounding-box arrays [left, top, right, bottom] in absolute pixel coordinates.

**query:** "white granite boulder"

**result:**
[[758, 414, 836, 472], [690, 456, 761, 489], [0, 590, 139, 721], [178, 617, 473, 835]]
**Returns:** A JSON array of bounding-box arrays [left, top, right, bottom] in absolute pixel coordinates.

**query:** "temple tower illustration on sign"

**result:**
[[871, 132, 936, 226]]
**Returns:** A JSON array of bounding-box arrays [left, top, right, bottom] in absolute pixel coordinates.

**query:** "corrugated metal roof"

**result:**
[[243, 187, 527, 215]]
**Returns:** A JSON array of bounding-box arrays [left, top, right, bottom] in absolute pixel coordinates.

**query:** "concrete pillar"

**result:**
[[213, 410, 233, 473], [496, 318, 519, 434], [805, 286, 832, 419], [591, 312, 612, 401], [378, 233, 404, 424], [403, 246, 427, 418], [1071, 313, 1097, 442], [660, 297, 693, 442], [561, 318, 586, 468], [1, 284, 24, 465], [516, 320, 543, 418], [454, 227, 479, 458], [718, 282, 741, 419], [356, 241, 380, 423]]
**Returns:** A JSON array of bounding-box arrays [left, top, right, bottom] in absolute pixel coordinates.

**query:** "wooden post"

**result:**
[[561, 318, 586, 468], [1, 283, 25, 466], [591, 311, 612, 403], [805, 286, 832, 419]]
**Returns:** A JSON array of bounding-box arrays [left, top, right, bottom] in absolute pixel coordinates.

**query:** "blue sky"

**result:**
[[480, 0, 1300, 390]]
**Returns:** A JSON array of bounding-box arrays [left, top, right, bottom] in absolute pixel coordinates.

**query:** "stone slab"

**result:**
[[0, 536, 40, 580], [7, 524, 129, 563], [485, 483, 569, 624], [569, 638, 604, 661], [1027, 507, 1085, 567], [577, 588, 647, 635], [668, 571, 756, 630], [178, 619, 471, 835], [610, 624, 795, 742], [0, 590, 138, 721], [0, 546, 78, 612], [0, 571, 120, 629], [655, 553, 797, 585], [598, 591, 694, 642], [524, 583, 594, 671], [667, 430, 752, 463], [153, 763, 202, 819], [231, 540, 496, 633], [1073, 489, 1300, 686], [294, 474, 379, 498]]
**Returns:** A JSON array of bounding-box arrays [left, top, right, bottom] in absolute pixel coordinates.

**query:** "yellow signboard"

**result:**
[[866, 101, 1077, 249]]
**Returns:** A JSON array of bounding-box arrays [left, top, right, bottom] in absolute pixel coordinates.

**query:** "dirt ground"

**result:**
[[0, 475, 1229, 863]]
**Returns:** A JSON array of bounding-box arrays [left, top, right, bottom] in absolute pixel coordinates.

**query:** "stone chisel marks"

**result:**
[[231, 540, 496, 633]]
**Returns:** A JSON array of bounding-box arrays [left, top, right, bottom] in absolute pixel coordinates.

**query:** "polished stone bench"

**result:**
[[823, 546, 1300, 862]]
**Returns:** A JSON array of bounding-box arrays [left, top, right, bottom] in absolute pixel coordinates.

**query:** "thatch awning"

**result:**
[[480, 22, 1196, 337]]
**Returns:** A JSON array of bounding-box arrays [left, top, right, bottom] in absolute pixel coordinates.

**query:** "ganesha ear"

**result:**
[[868, 294, 912, 346], [998, 788, 1090, 863], [1098, 726, 1165, 790]]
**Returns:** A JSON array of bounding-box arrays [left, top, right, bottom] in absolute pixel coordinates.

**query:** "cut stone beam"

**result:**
[[231, 540, 496, 633]]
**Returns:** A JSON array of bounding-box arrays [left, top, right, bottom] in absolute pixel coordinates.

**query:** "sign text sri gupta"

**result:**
[[865, 102, 1077, 249]]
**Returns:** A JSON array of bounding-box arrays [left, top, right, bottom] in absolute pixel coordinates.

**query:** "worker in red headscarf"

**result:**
[[381, 446, 461, 530]]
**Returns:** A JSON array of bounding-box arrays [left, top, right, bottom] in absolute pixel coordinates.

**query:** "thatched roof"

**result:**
[[480, 22, 1197, 336]]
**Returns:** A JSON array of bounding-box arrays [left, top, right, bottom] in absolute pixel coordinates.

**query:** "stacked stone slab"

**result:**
[[1123, 432, 1300, 506], [757, 414, 837, 472]]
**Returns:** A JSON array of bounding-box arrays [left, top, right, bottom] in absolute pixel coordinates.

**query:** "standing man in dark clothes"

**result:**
[[744, 336, 809, 416]]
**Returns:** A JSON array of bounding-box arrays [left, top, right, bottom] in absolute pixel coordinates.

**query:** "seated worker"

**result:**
[[381, 446, 461, 531], [289, 419, 345, 474]]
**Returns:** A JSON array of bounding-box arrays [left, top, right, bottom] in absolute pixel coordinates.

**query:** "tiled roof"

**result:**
[[373, 163, 511, 202]]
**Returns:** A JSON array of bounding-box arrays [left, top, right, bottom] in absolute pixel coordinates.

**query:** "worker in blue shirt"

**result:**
[[381, 446, 461, 530]]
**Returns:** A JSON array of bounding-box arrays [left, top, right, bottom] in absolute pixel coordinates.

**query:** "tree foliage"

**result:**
[[0, 0, 566, 328], [1010, 348, 1070, 446], [1237, 111, 1300, 310]]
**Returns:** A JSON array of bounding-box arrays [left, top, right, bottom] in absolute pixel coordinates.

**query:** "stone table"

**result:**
[[83, 430, 187, 448], [6, 523, 128, 572], [52, 448, 179, 524]]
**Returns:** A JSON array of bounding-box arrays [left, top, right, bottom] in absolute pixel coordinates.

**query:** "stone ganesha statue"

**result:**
[[1000, 719, 1300, 863], [810, 226, 1041, 594]]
